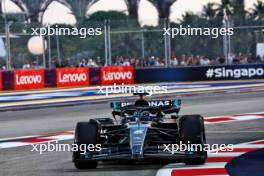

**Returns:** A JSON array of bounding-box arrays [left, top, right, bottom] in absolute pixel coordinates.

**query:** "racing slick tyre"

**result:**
[[180, 115, 207, 165], [73, 121, 99, 169]]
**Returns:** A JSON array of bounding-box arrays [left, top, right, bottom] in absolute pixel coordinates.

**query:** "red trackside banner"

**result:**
[[14, 69, 45, 90], [56, 67, 89, 87], [100, 66, 134, 85]]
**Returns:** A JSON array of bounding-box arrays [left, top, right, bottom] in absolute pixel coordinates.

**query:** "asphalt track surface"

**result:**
[[1, 91, 264, 176]]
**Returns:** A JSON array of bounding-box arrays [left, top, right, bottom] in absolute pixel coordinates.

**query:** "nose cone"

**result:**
[[129, 125, 148, 158]]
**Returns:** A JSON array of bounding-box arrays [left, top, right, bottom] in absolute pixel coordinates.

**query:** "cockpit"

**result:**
[[120, 106, 163, 123]]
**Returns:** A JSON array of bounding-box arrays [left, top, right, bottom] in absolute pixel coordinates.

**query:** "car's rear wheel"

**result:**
[[73, 121, 99, 169], [180, 115, 207, 165]]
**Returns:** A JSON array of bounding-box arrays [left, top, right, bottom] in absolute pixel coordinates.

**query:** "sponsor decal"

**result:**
[[148, 100, 170, 107], [56, 67, 89, 87], [133, 130, 144, 134], [206, 67, 264, 79], [113, 100, 172, 109], [14, 69, 44, 90], [100, 66, 134, 85]]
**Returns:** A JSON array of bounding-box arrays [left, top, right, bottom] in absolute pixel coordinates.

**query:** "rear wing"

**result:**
[[110, 99, 181, 114]]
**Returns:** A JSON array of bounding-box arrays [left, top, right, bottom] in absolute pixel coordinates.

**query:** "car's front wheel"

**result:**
[[180, 115, 207, 165], [73, 121, 99, 169]]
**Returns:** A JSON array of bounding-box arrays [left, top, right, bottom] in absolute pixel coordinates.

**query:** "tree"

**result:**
[[249, 0, 264, 25], [215, 0, 234, 20], [88, 11, 127, 21], [202, 3, 217, 20], [232, 0, 245, 25], [151, 0, 176, 19], [11, 0, 45, 24], [63, 0, 93, 24], [0, 1, 2, 14], [126, 0, 139, 18]]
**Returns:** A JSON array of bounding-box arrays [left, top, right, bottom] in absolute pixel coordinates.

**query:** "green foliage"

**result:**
[[88, 11, 128, 21]]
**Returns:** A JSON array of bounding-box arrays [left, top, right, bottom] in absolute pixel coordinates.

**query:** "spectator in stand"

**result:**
[[123, 58, 130, 66], [149, 56, 155, 66], [193, 55, 200, 65], [61, 58, 70, 67], [186, 55, 194, 65], [55, 59, 62, 68], [240, 54, 248, 64], [232, 55, 240, 64], [227, 53, 235, 64], [79, 59, 86, 67], [200, 56, 210, 65], [130, 58, 136, 66], [247, 53, 255, 63], [154, 57, 164, 67], [139, 59, 145, 67], [135, 59, 140, 67], [205, 56, 211, 65], [218, 56, 226, 64], [170, 55, 178, 66], [180, 54, 187, 66], [87, 59, 97, 67], [96, 56, 102, 66], [115, 56, 124, 66], [22, 63, 31, 69]]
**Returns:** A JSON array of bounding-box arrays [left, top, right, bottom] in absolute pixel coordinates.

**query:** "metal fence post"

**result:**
[[141, 29, 145, 59], [56, 34, 61, 65], [167, 21, 171, 67], [104, 20, 108, 66], [222, 19, 228, 65], [227, 19, 232, 64], [5, 21, 14, 70], [164, 19, 169, 67], [48, 35, 51, 69], [108, 20, 111, 66], [42, 35, 46, 68]]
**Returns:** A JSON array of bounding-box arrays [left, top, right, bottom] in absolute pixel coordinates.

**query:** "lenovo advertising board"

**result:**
[[14, 69, 44, 90], [56, 67, 89, 87], [100, 66, 134, 85]]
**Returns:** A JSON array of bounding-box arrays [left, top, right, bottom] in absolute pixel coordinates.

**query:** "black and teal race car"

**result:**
[[72, 94, 207, 169]]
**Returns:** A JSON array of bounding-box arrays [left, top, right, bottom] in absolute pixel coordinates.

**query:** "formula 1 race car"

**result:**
[[72, 93, 207, 169]]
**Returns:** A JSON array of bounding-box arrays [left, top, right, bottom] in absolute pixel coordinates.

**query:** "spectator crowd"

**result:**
[[111, 53, 264, 67], [1, 53, 264, 70]]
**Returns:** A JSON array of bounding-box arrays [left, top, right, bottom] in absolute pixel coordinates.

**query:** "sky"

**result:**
[[1, 0, 261, 25]]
